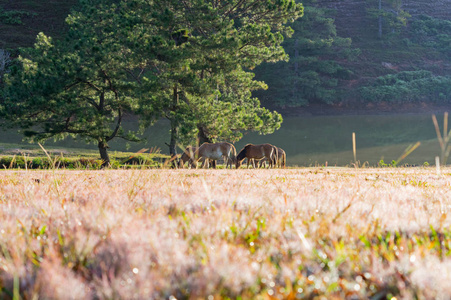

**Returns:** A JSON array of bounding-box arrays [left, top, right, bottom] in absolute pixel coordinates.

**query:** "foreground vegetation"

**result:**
[[1, 168, 451, 299]]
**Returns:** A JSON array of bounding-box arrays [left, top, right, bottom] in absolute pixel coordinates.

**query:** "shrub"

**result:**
[[360, 71, 451, 103], [0, 7, 31, 25], [409, 15, 451, 58]]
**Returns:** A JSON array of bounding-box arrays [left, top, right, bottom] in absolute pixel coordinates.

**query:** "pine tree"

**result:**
[[1, 1, 147, 166], [1, 0, 304, 162], [119, 0, 303, 155]]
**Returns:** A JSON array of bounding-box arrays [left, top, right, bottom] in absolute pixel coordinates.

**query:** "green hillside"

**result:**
[[0, 0, 77, 49], [1, 0, 450, 110]]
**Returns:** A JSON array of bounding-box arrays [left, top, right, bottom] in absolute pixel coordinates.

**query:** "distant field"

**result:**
[[1, 168, 451, 299], [0, 113, 443, 167]]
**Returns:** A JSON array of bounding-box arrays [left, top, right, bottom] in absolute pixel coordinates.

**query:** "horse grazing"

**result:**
[[179, 146, 198, 169], [179, 146, 217, 169], [254, 146, 286, 168], [236, 144, 277, 168], [192, 142, 237, 169]]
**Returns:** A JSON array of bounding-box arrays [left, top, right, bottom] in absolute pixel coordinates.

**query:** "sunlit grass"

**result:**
[[1, 167, 451, 298], [0, 113, 442, 167]]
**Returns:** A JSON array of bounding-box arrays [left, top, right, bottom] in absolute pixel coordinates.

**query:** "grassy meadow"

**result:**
[[1, 167, 451, 299], [0, 112, 444, 168]]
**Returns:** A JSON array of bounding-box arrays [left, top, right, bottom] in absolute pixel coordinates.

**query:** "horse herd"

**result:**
[[178, 142, 286, 169]]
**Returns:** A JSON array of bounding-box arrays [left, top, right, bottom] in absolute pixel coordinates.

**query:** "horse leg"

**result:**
[[273, 150, 278, 168], [200, 158, 208, 169], [251, 159, 256, 169]]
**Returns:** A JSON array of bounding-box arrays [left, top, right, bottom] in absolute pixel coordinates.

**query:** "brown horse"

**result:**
[[192, 142, 237, 169], [179, 146, 198, 169], [276, 147, 286, 168], [179, 146, 217, 169], [236, 144, 277, 168], [257, 146, 286, 168]]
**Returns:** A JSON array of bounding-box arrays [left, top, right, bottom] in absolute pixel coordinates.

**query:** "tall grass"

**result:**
[[432, 112, 451, 165], [1, 168, 451, 299]]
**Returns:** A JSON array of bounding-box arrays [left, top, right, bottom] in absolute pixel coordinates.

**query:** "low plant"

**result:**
[[0, 7, 32, 25], [360, 71, 451, 103]]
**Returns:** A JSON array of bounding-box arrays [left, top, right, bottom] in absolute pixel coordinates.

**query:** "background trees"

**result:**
[[112, 0, 304, 156], [0, 49, 11, 84], [1, 1, 147, 166], [366, 0, 410, 39], [253, 0, 359, 108], [1, 0, 303, 162]]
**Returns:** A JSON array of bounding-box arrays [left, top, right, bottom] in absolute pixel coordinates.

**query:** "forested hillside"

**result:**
[[1, 0, 451, 112], [253, 0, 451, 111], [0, 0, 78, 49]]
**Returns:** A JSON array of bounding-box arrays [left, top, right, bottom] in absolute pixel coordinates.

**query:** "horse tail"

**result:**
[[231, 144, 237, 160], [282, 151, 286, 168], [271, 146, 277, 168]]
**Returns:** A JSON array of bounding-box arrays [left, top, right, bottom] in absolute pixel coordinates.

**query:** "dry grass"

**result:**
[[1, 167, 451, 299]]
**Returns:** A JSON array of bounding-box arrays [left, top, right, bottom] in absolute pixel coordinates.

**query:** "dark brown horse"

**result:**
[[236, 144, 277, 168], [191, 142, 237, 168], [254, 146, 286, 168]]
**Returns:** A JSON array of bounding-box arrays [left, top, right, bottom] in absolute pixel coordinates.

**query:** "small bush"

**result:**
[[360, 71, 451, 103], [409, 15, 451, 58], [0, 7, 32, 25]]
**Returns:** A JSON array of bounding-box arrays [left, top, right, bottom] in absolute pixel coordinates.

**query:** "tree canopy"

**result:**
[[1, 11, 145, 166], [0, 0, 304, 162], [116, 0, 304, 155]]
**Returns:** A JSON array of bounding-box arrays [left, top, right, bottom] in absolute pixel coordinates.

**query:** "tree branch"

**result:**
[[107, 107, 122, 142]]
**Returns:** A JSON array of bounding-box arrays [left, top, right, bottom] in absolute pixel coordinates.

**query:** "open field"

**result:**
[[0, 113, 444, 167], [1, 168, 451, 299]]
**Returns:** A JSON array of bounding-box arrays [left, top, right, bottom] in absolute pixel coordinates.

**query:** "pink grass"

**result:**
[[1, 168, 451, 299]]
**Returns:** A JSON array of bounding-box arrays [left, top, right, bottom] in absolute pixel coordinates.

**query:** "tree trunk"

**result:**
[[197, 125, 216, 168], [98, 140, 110, 167], [294, 38, 299, 76], [378, 0, 382, 38], [197, 125, 212, 145], [169, 123, 177, 157], [168, 84, 179, 167], [292, 38, 299, 101]]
